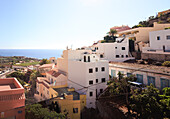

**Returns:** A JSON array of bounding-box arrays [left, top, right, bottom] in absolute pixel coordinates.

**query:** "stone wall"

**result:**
[[131, 51, 141, 60], [141, 53, 170, 61]]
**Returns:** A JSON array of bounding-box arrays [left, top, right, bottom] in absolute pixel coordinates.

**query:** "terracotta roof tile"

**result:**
[[47, 70, 61, 78]]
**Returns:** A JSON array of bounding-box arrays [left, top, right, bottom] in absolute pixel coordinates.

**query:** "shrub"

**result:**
[[162, 61, 170, 67], [165, 27, 170, 30]]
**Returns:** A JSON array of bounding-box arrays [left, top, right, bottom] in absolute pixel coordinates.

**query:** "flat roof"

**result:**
[[53, 87, 80, 100], [109, 62, 170, 76], [39, 64, 54, 68], [0, 78, 24, 91]]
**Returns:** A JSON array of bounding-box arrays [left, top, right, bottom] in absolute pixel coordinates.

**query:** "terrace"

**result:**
[[0, 78, 25, 112]]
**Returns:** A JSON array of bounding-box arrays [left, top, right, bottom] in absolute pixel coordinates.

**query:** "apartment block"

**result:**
[[57, 49, 109, 108]]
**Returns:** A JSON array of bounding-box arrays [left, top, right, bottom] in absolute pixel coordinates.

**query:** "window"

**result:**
[[160, 78, 169, 89], [127, 73, 132, 77], [157, 36, 160, 40], [73, 108, 78, 113], [101, 67, 105, 71], [90, 92, 93, 97], [89, 68, 93, 73], [96, 79, 98, 83], [136, 74, 143, 84], [88, 56, 90, 62], [93, 56, 95, 58], [115, 47, 117, 49], [126, 55, 128, 58], [122, 47, 125, 50], [101, 78, 106, 83], [95, 67, 98, 72], [47, 91, 49, 95], [100, 54, 104, 58], [100, 55, 103, 58], [41, 93, 42, 97], [96, 47, 98, 50], [147, 76, 155, 86], [50, 78, 53, 84], [84, 56, 86, 62], [111, 70, 116, 77], [116, 55, 119, 58], [100, 89, 103, 93], [167, 35, 170, 40], [51, 94, 53, 98], [18, 110, 22, 114], [121, 55, 124, 58], [89, 80, 93, 85]]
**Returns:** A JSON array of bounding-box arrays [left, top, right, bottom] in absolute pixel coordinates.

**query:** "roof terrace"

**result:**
[[0, 78, 25, 112]]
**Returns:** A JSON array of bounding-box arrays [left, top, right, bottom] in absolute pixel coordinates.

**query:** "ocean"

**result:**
[[0, 49, 63, 59]]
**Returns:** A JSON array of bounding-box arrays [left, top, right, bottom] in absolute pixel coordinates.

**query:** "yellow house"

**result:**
[[35, 69, 86, 119], [50, 87, 86, 119]]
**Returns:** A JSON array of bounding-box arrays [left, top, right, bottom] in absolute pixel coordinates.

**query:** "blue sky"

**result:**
[[0, 0, 169, 49]]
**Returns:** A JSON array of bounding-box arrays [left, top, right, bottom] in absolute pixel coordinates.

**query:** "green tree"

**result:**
[[40, 59, 50, 65], [25, 104, 65, 119], [159, 87, 170, 118], [24, 70, 33, 83], [7, 71, 26, 86], [29, 70, 42, 95], [130, 84, 163, 118], [49, 101, 61, 113], [108, 29, 117, 37], [107, 73, 137, 114]]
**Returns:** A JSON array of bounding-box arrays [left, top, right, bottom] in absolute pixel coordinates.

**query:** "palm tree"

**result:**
[[108, 29, 117, 37]]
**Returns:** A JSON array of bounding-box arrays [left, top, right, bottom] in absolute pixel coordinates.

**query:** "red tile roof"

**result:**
[[47, 70, 61, 78], [110, 26, 131, 32]]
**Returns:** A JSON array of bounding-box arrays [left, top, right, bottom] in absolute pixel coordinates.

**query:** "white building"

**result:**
[[143, 29, 170, 53], [142, 29, 170, 61], [109, 62, 170, 89], [91, 37, 134, 62], [57, 49, 109, 108]]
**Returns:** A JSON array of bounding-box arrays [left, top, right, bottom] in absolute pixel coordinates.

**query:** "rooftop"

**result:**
[[0, 78, 24, 91], [53, 87, 80, 100], [39, 64, 54, 68], [47, 69, 61, 78], [109, 62, 170, 76], [111, 25, 131, 32], [0, 78, 25, 112]]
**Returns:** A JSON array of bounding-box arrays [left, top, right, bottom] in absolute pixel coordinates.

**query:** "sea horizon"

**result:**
[[0, 49, 63, 59]]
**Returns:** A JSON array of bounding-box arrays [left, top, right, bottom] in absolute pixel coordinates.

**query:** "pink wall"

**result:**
[[0, 78, 25, 119]]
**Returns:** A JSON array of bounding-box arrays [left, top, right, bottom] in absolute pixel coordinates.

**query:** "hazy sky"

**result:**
[[0, 0, 169, 49]]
